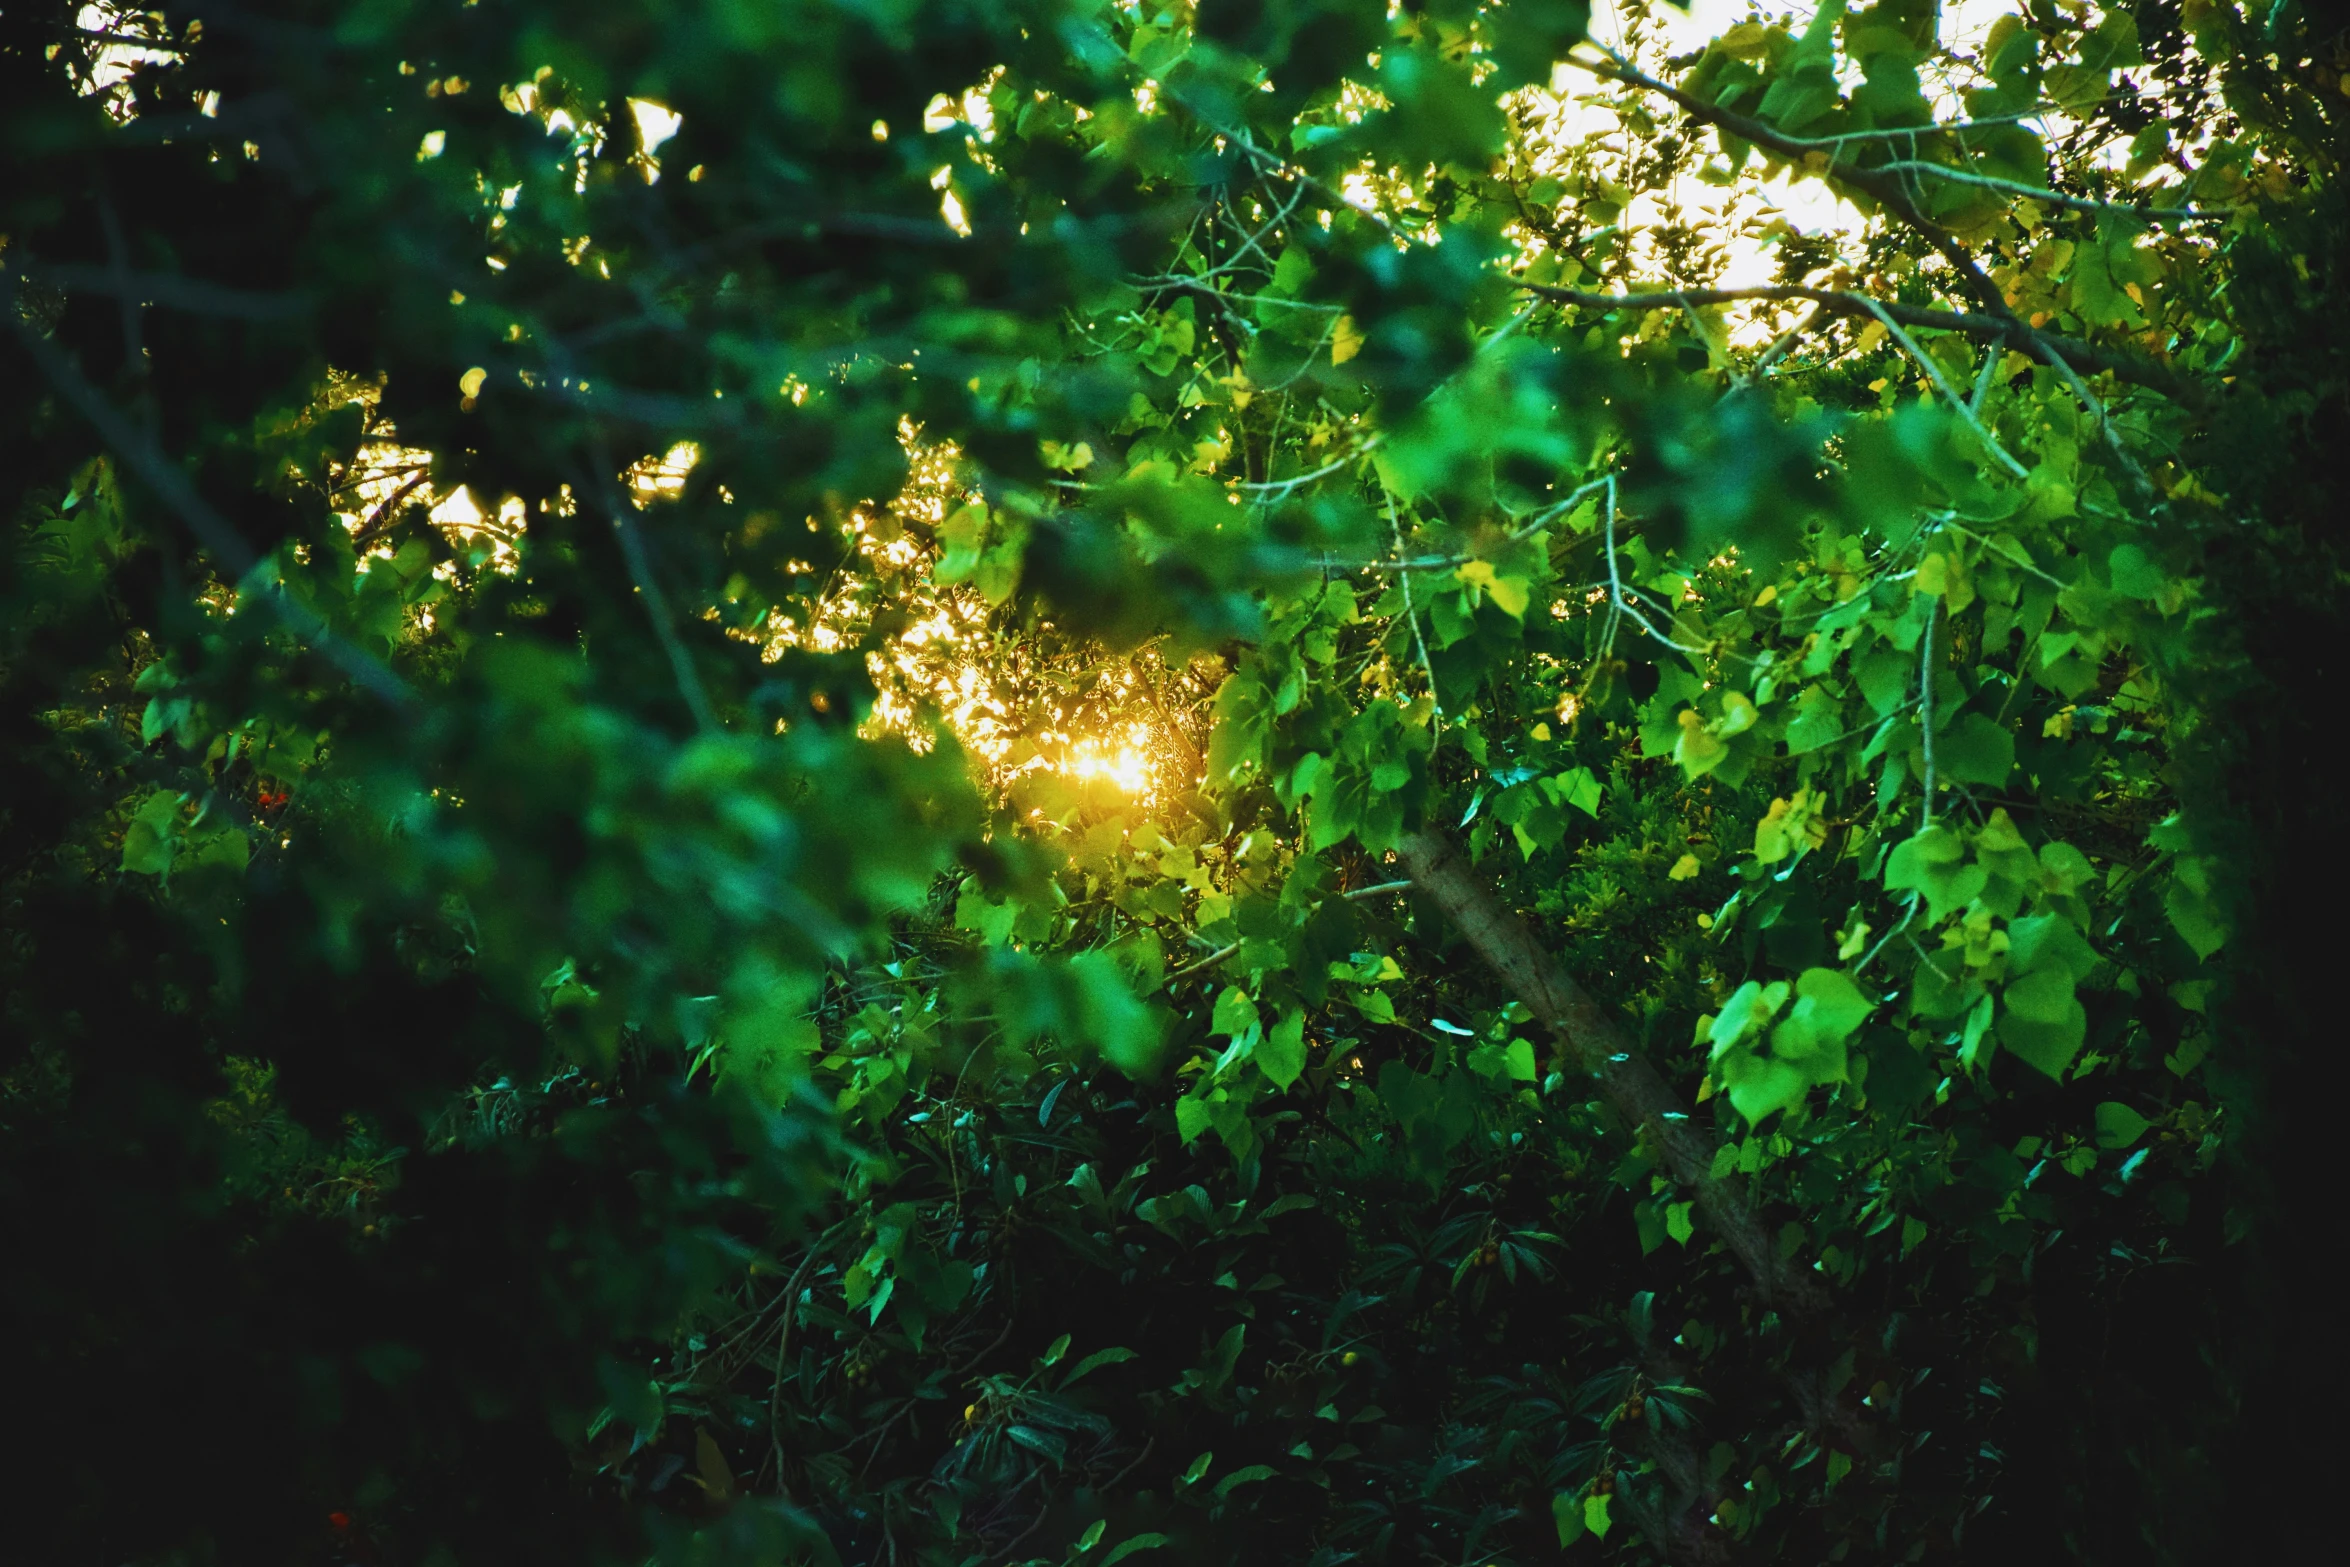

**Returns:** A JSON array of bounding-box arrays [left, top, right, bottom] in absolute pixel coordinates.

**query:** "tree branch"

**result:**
[[1568, 51, 2016, 323], [1855, 294, 2028, 477], [1393, 827, 1820, 1313], [1871, 161, 2245, 224], [1523, 283, 2200, 405], [350, 472, 431, 545], [26, 260, 310, 320]]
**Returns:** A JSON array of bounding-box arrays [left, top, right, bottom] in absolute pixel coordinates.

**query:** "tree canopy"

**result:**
[[4, 2, 2344, 1564]]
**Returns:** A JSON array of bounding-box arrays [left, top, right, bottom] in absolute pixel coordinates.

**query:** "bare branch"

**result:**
[[27, 261, 309, 320], [1765, 112, 2051, 148], [1918, 596, 1939, 831], [1522, 282, 2198, 404], [1855, 295, 2029, 478], [1565, 49, 2019, 323], [1872, 160, 2245, 224], [1234, 439, 1381, 497], [350, 472, 432, 545], [1394, 826, 1821, 1313], [1164, 941, 1240, 983]]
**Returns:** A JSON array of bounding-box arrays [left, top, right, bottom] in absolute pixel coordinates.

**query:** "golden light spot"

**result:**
[[627, 441, 701, 503], [1064, 731, 1154, 795], [429, 485, 484, 530], [628, 98, 682, 154]]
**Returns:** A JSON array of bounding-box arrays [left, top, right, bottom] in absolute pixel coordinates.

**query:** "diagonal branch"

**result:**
[[350, 472, 432, 545], [1568, 50, 2018, 323], [1870, 161, 2246, 224], [1393, 826, 1822, 1313], [1855, 295, 2028, 477], [1522, 283, 2201, 406]]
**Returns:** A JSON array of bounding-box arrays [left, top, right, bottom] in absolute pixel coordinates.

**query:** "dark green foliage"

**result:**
[[4, 2, 2340, 1565]]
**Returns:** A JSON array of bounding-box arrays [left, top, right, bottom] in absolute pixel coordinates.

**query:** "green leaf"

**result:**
[[2000, 967, 2087, 1078], [1785, 684, 1846, 753], [1099, 1535, 1170, 1567], [1721, 1052, 1813, 1123], [1753, 787, 1825, 865], [1672, 708, 1730, 778], [1553, 1491, 1588, 1546], [2165, 860, 2230, 959], [119, 790, 183, 877], [2008, 913, 2100, 984], [1213, 1463, 1277, 1498], [1073, 952, 1166, 1075], [1271, 246, 1312, 296], [1555, 765, 1603, 818], [1768, 968, 1873, 1063], [1885, 824, 1985, 922], [2108, 543, 2167, 600], [2094, 1101, 2153, 1150], [1212, 985, 1260, 1039], [1757, 0, 1848, 131], [1584, 1491, 1613, 1539], [1706, 980, 1790, 1058], [1007, 1423, 1066, 1463], [1067, 1346, 1138, 1385], [2038, 840, 2096, 894], [1258, 1011, 1307, 1091], [1502, 1037, 1538, 1082], [1935, 713, 2015, 787]]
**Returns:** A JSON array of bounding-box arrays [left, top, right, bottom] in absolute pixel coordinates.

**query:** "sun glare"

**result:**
[[1064, 727, 1157, 796]]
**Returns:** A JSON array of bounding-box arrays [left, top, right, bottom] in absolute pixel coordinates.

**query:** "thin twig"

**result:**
[[1856, 893, 1921, 976], [1751, 303, 1826, 378], [1967, 344, 2003, 415], [26, 260, 309, 320], [1165, 941, 1240, 983], [1857, 296, 2030, 479], [765, 1246, 823, 1498], [1918, 596, 1939, 832], [1872, 160, 2245, 223], [2029, 338, 2153, 494], [1565, 48, 2037, 328], [1600, 477, 1708, 657], [1234, 439, 1381, 497], [1521, 281, 2190, 403], [611, 497, 720, 732], [351, 472, 432, 544], [1763, 112, 2051, 148], [1341, 475, 1614, 574], [1390, 497, 1443, 761]]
